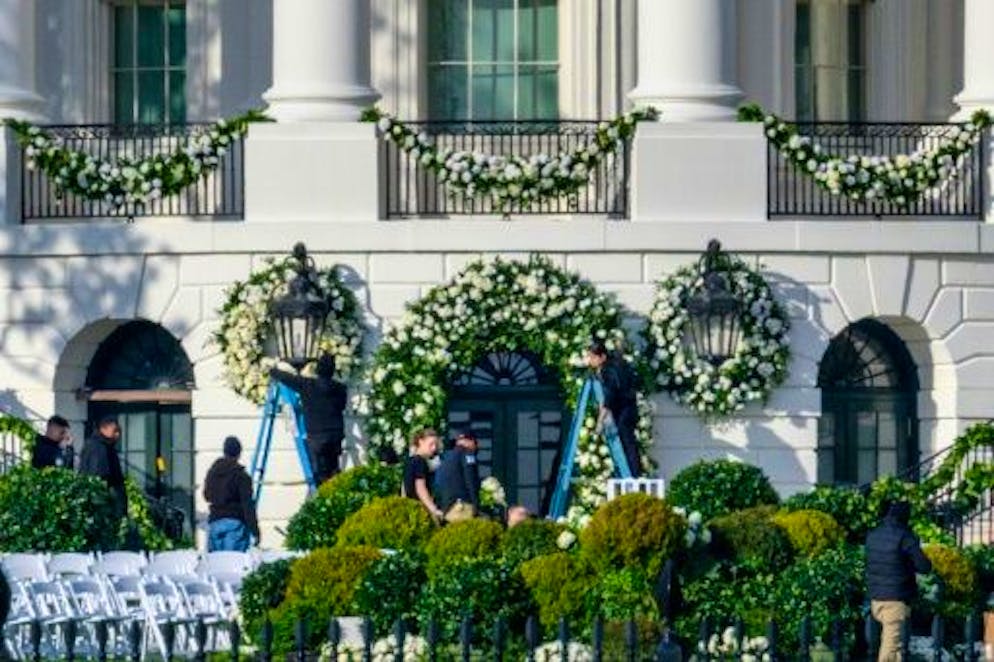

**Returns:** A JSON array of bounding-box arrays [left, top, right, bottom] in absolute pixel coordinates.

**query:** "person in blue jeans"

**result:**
[[204, 436, 260, 552]]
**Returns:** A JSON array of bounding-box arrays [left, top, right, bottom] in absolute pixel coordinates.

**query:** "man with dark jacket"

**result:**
[[865, 501, 933, 661], [586, 340, 642, 477], [204, 436, 260, 552], [78, 416, 127, 519], [32, 415, 73, 469], [435, 429, 480, 520], [270, 353, 347, 485]]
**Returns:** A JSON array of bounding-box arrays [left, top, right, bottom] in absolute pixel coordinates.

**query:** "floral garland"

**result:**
[[7, 109, 268, 210], [357, 255, 654, 513], [362, 106, 657, 211], [643, 252, 791, 417], [213, 255, 364, 405], [740, 103, 991, 206]]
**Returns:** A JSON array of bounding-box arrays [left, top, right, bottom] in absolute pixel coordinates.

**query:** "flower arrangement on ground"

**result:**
[[643, 249, 790, 417], [214, 254, 364, 404]]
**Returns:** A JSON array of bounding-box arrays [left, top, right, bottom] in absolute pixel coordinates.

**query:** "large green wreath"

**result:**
[[643, 252, 791, 417], [359, 255, 655, 512], [213, 256, 365, 404]]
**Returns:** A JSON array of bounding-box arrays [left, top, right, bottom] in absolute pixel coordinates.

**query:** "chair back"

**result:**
[[2, 553, 49, 582], [48, 552, 94, 577]]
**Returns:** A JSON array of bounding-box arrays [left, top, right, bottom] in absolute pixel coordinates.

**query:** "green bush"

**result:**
[[668, 460, 779, 522], [285, 463, 401, 550], [270, 546, 381, 652], [335, 496, 437, 551], [674, 570, 776, 642], [351, 551, 427, 637], [418, 557, 533, 645], [709, 506, 793, 574], [771, 509, 845, 558], [580, 493, 686, 578], [0, 465, 118, 552], [783, 486, 874, 542], [422, 519, 504, 578], [238, 559, 294, 643], [501, 519, 565, 569], [596, 567, 659, 622], [923, 544, 979, 618], [866, 477, 952, 544], [519, 553, 598, 634], [962, 544, 994, 603], [122, 477, 173, 551]]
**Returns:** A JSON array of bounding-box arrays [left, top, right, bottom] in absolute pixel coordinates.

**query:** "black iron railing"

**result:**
[[0, 429, 29, 474], [19, 123, 245, 222], [767, 122, 987, 219], [382, 120, 631, 218]]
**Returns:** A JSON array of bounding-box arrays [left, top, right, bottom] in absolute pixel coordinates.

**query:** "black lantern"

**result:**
[[269, 242, 330, 371], [685, 239, 742, 365]]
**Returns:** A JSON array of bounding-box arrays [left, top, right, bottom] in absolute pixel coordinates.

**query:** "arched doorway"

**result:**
[[817, 319, 918, 486], [83, 320, 195, 533], [447, 351, 564, 515]]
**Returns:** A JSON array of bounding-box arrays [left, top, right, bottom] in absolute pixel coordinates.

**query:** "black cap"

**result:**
[[97, 415, 119, 428]]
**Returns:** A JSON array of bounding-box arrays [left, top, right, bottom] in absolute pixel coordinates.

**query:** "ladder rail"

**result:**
[[249, 379, 318, 505]]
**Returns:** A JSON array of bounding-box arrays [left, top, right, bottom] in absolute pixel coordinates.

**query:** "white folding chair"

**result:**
[[94, 552, 147, 577], [606, 478, 666, 501], [25, 581, 74, 659], [2, 553, 49, 583], [176, 579, 231, 652], [199, 551, 253, 576], [146, 551, 198, 581], [64, 576, 133, 658], [139, 579, 195, 658], [3, 580, 37, 660], [48, 553, 94, 578], [254, 549, 301, 564]]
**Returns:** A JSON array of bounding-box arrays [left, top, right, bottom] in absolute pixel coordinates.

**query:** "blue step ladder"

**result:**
[[548, 376, 633, 520], [248, 380, 317, 503]]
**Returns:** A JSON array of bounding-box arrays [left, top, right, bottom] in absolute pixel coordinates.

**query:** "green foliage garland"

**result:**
[[8, 110, 268, 210], [0, 413, 38, 459], [363, 106, 657, 211]]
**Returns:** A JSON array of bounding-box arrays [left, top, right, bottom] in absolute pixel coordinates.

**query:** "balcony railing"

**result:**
[[382, 120, 630, 218], [767, 122, 986, 219], [18, 123, 245, 222]]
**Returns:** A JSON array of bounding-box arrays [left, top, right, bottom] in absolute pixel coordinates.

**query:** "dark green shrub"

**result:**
[[270, 546, 381, 652], [923, 544, 979, 618], [519, 553, 598, 634], [501, 519, 565, 569], [335, 496, 437, 551], [0, 466, 118, 552], [351, 551, 427, 637], [866, 477, 952, 544], [418, 557, 532, 645], [422, 519, 503, 578], [709, 506, 793, 574], [580, 493, 686, 578], [122, 477, 173, 551], [668, 460, 779, 522], [285, 463, 402, 550], [963, 544, 994, 603], [674, 569, 776, 642], [238, 559, 294, 643], [783, 486, 874, 542], [771, 509, 845, 558], [596, 567, 659, 622]]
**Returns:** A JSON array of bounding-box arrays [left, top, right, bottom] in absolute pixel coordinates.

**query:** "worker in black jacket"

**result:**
[[865, 501, 933, 661], [586, 340, 642, 477], [204, 436, 260, 551], [31, 415, 74, 469], [435, 429, 480, 521], [78, 416, 127, 519], [270, 353, 347, 485]]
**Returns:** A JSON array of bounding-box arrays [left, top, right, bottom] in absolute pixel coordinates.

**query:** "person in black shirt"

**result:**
[[403, 428, 443, 519], [31, 415, 74, 469], [435, 429, 481, 519], [270, 353, 347, 486], [79, 416, 127, 519], [204, 436, 260, 551], [586, 340, 642, 477]]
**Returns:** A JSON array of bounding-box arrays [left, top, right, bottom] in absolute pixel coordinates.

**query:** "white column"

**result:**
[[0, 0, 44, 120], [263, 0, 379, 122], [628, 0, 742, 121], [954, 0, 994, 118]]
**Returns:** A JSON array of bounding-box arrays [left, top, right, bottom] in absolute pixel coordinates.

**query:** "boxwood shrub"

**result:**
[[668, 459, 779, 522], [422, 518, 504, 578], [709, 506, 793, 574], [335, 496, 437, 551], [519, 552, 598, 634], [579, 493, 686, 578], [351, 550, 428, 638], [782, 486, 874, 543], [771, 509, 845, 558], [501, 519, 565, 569], [238, 559, 294, 643]]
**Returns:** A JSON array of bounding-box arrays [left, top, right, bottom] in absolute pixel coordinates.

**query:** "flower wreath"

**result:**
[[358, 255, 655, 512], [740, 103, 992, 206], [643, 252, 791, 417], [362, 106, 657, 211], [213, 255, 364, 405], [7, 109, 268, 211]]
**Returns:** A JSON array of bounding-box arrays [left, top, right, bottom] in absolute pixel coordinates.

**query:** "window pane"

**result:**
[[847, 69, 864, 122], [137, 6, 165, 68], [518, 0, 558, 62], [168, 5, 186, 67], [471, 64, 514, 119], [794, 1, 810, 66], [428, 64, 468, 119], [518, 64, 558, 120], [138, 71, 166, 124], [472, 0, 515, 62], [114, 72, 135, 124], [114, 5, 135, 68], [169, 70, 186, 123], [857, 449, 876, 484], [428, 0, 467, 62]]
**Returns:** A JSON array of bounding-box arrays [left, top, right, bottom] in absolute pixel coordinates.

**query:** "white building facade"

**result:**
[[1, 0, 993, 544]]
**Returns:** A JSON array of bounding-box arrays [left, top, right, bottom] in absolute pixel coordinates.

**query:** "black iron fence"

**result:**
[[18, 123, 245, 222], [10, 611, 988, 661], [767, 122, 987, 219], [382, 120, 631, 218]]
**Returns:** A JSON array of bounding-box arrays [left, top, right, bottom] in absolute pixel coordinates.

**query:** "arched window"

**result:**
[[795, 0, 867, 121], [447, 351, 563, 514], [817, 319, 918, 486]]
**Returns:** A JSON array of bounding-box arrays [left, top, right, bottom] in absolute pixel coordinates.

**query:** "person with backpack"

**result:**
[[586, 339, 642, 477]]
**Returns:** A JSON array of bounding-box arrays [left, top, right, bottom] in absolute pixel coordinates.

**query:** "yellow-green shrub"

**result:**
[[335, 496, 437, 551], [772, 509, 845, 558], [520, 553, 598, 633], [579, 493, 686, 578], [710, 506, 793, 573], [422, 518, 504, 578], [923, 544, 979, 617]]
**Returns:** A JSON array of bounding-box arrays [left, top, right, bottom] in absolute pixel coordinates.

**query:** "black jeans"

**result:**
[[612, 405, 642, 478], [307, 434, 343, 486]]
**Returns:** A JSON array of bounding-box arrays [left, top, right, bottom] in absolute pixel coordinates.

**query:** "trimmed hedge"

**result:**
[[520, 553, 598, 634], [422, 518, 504, 578], [668, 459, 779, 522], [709, 506, 794, 574], [782, 486, 874, 543], [335, 496, 437, 551], [580, 493, 686, 578], [501, 519, 565, 569], [771, 509, 845, 558], [351, 551, 427, 638]]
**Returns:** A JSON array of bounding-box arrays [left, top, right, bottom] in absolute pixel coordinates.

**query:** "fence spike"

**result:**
[[393, 618, 406, 662], [899, 617, 911, 661], [230, 620, 241, 662], [766, 619, 778, 662], [798, 615, 810, 662], [655, 627, 682, 662], [931, 614, 944, 661], [966, 612, 980, 662], [294, 616, 308, 662], [29, 619, 41, 662], [363, 616, 374, 661], [64, 618, 77, 662], [625, 618, 638, 662], [699, 617, 711, 662], [260, 619, 273, 662], [492, 616, 505, 662], [426, 619, 440, 662], [328, 617, 341, 658], [734, 616, 744, 653], [128, 620, 140, 662], [655, 559, 674, 622], [460, 615, 472, 662], [592, 616, 604, 662], [525, 615, 540, 661], [195, 617, 208, 662], [831, 618, 844, 659], [559, 616, 570, 658], [163, 621, 176, 662]]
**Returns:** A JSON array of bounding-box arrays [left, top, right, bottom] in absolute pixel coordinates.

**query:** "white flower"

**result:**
[[556, 530, 577, 550]]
